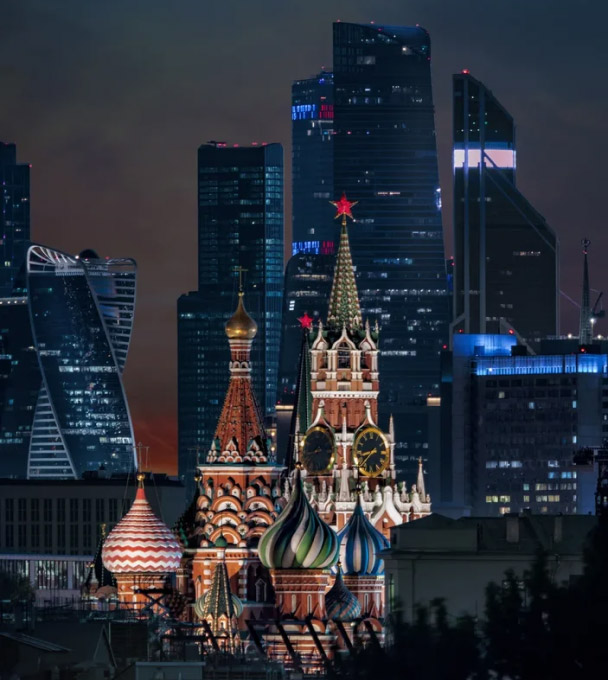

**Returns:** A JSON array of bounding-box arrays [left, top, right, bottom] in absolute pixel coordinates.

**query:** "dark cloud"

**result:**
[[2, 0, 607, 471]]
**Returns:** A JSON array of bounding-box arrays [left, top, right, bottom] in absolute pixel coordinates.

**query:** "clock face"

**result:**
[[353, 427, 390, 477], [301, 426, 335, 475]]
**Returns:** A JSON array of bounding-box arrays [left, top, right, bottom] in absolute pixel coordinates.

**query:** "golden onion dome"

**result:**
[[225, 291, 257, 340]]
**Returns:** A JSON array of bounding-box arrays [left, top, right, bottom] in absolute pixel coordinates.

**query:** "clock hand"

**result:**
[[358, 448, 377, 463]]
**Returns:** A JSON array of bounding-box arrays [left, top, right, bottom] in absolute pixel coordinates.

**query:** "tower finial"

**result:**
[[330, 192, 358, 227], [327, 194, 363, 329], [233, 265, 248, 294]]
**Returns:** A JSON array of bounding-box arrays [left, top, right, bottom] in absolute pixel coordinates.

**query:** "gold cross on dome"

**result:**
[[232, 265, 249, 292]]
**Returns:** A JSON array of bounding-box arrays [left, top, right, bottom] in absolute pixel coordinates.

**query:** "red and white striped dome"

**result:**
[[102, 478, 182, 574]]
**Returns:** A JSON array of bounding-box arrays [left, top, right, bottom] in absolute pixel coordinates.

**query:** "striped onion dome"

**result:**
[[102, 476, 182, 574], [259, 467, 339, 570], [337, 493, 389, 576], [326, 563, 361, 621]]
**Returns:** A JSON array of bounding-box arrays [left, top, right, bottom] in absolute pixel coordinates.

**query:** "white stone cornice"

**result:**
[[311, 391, 379, 399]]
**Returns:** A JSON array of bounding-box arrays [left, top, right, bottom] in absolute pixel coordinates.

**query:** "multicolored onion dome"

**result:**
[[225, 291, 257, 340], [102, 476, 182, 574], [259, 468, 339, 570], [325, 564, 361, 621], [337, 494, 389, 576]]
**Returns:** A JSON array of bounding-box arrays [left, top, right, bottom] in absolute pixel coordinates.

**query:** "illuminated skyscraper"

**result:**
[[0, 143, 30, 297], [0, 245, 138, 479], [452, 71, 559, 341], [178, 143, 284, 484], [277, 72, 334, 449], [332, 23, 450, 476], [291, 71, 334, 247]]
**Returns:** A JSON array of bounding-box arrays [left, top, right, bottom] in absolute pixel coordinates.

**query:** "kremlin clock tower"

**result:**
[[293, 195, 431, 535]]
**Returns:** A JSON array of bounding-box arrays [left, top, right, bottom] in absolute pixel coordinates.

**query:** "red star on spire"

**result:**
[[298, 312, 313, 329], [330, 193, 358, 223]]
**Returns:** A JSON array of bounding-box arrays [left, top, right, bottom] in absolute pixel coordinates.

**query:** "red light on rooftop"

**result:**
[[508, 329, 514, 335], [462, 69, 470, 74], [581, 347, 587, 353], [442, 344, 447, 350]]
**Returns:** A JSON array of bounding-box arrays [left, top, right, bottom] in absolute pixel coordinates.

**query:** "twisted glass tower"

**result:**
[[23, 245, 137, 478]]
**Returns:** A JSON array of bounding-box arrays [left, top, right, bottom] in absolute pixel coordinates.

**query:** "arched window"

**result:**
[[337, 345, 351, 369], [255, 578, 267, 602]]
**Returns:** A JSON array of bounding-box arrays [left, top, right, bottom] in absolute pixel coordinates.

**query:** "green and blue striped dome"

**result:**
[[259, 469, 339, 570], [326, 564, 361, 621], [337, 494, 389, 576]]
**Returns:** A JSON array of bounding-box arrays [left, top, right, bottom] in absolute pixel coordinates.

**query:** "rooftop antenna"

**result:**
[[580, 239, 593, 345]]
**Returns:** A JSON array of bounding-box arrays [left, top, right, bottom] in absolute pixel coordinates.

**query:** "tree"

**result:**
[[0, 571, 33, 603]]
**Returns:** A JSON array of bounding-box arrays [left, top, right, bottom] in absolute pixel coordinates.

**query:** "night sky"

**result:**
[[2, 0, 607, 473]]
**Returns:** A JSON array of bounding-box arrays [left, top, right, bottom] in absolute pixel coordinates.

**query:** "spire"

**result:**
[[207, 285, 267, 463], [327, 193, 362, 330], [416, 457, 426, 501], [580, 238, 592, 345], [286, 322, 313, 470], [194, 560, 243, 653]]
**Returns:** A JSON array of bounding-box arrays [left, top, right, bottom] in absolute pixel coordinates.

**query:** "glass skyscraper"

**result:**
[[291, 71, 334, 247], [0, 143, 30, 297], [277, 249, 334, 409], [332, 22, 450, 476], [0, 245, 138, 479], [452, 71, 559, 342], [0, 297, 39, 478], [178, 143, 284, 484], [278, 72, 335, 428]]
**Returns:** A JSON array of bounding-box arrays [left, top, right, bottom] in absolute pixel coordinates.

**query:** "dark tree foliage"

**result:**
[[336, 600, 480, 680], [338, 518, 608, 680], [0, 570, 33, 603]]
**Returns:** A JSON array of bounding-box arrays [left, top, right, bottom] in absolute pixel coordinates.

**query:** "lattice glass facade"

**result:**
[[0, 143, 30, 297], [178, 144, 284, 486], [333, 23, 450, 475], [452, 72, 559, 341]]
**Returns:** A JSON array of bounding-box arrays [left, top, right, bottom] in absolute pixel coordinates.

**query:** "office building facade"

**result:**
[[0, 143, 30, 297], [0, 473, 184, 604], [439, 334, 606, 516], [452, 72, 559, 342], [178, 143, 284, 483], [0, 245, 138, 479], [291, 71, 335, 247], [277, 73, 335, 455], [332, 23, 450, 476]]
